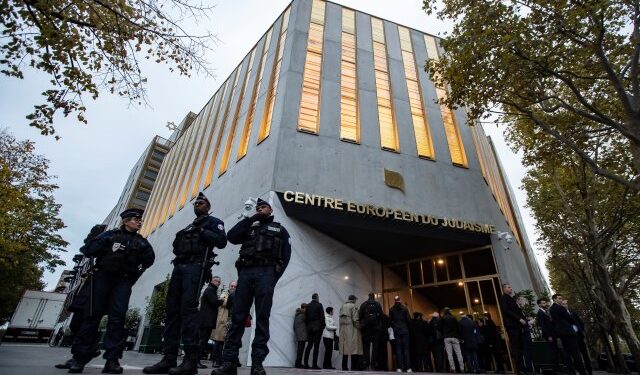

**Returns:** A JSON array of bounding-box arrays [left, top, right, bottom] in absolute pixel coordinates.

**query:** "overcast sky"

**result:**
[[0, 0, 549, 290]]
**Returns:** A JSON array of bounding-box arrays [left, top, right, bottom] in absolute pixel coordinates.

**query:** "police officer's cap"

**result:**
[[256, 198, 271, 209], [195, 192, 211, 207], [120, 208, 144, 220]]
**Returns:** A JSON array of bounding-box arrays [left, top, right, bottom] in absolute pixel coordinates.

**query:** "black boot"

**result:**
[[143, 355, 178, 374], [55, 359, 74, 369], [211, 361, 237, 375], [197, 361, 208, 369], [168, 352, 199, 375], [250, 362, 266, 375], [68, 357, 87, 374], [102, 358, 124, 374]]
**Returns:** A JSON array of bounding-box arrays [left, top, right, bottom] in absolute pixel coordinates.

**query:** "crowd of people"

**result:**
[[291, 293, 509, 373]]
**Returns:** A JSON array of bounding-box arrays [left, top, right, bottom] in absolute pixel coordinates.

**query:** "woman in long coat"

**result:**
[[293, 303, 308, 368], [339, 295, 363, 370]]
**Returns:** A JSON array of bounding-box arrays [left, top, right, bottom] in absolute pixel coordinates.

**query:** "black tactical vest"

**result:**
[[173, 216, 210, 259], [238, 221, 283, 265], [96, 230, 144, 275]]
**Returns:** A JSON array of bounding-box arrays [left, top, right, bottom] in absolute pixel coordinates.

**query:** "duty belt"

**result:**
[[173, 255, 205, 265], [237, 258, 277, 267]]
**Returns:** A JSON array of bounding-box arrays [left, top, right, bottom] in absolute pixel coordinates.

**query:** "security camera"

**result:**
[[239, 198, 257, 219], [497, 231, 514, 247]]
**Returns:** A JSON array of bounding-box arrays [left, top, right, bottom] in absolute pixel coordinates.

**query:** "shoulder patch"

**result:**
[[217, 224, 224, 231]]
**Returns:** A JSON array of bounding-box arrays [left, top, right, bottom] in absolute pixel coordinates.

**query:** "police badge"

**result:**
[[112, 242, 122, 252]]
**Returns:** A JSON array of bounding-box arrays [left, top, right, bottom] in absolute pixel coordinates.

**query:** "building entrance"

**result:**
[[381, 246, 513, 372]]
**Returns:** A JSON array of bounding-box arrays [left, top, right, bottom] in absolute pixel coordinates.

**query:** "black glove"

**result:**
[[249, 213, 268, 222]]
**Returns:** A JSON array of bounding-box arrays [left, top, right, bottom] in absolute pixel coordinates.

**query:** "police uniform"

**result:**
[[213, 198, 291, 375], [69, 208, 155, 374], [144, 192, 227, 375]]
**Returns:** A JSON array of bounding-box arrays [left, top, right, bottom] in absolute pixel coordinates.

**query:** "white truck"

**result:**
[[3, 290, 67, 343]]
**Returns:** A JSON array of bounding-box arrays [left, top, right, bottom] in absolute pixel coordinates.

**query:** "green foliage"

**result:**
[[0, 130, 67, 325], [515, 289, 536, 318], [145, 275, 169, 327], [422, 0, 640, 191], [0, 1, 216, 138], [125, 307, 141, 334]]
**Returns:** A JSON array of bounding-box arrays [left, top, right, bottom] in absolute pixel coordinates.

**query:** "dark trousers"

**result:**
[[71, 271, 132, 360], [362, 331, 380, 369], [485, 343, 505, 372], [429, 341, 445, 371], [342, 355, 359, 371], [395, 331, 411, 371], [523, 330, 534, 372], [304, 329, 322, 367], [560, 336, 587, 375], [322, 337, 333, 368], [577, 336, 593, 375], [69, 311, 84, 335], [222, 266, 276, 363], [506, 327, 524, 373], [212, 340, 224, 365], [163, 262, 204, 357], [464, 348, 479, 373], [199, 327, 214, 358], [295, 341, 306, 367]]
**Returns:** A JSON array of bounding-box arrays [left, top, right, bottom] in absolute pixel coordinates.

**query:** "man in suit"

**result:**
[[536, 298, 560, 375], [197, 276, 223, 368], [499, 283, 527, 375], [304, 293, 326, 369], [550, 294, 587, 375], [562, 299, 592, 375]]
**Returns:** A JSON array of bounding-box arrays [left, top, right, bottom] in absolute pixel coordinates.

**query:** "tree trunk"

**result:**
[[611, 329, 630, 374], [599, 327, 615, 372]]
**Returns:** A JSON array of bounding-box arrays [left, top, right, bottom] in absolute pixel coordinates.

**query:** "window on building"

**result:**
[[424, 35, 468, 166], [237, 29, 273, 160], [298, 0, 325, 134], [399, 26, 434, 159], [135, 190, 151, 202], [219, 50, 256, 176], [372, 18, 398, 151], [258, 8, 291, 143], [340, 8, 359, 143], [192, 84, 227, 197], [204, 68, 240, 187], [143, 169, 158, 181]]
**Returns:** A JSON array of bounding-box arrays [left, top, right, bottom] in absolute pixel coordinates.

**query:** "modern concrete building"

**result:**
[[102, 0, 546, 368]]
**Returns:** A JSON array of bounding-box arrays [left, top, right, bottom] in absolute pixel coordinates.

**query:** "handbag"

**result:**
[[333, 332, 339, 351]]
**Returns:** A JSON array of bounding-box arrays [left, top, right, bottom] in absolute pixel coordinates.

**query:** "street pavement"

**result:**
[[0, 343, 411, 375], [0, 343, 616, 375]]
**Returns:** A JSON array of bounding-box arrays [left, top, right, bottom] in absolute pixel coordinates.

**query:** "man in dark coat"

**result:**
[[428, 312, 445, 372], [197, 276, 223, 368], [389, 296, 412, 372], [567, 303, 592, 375], [359, 292, 384, 370], [499, 283, 527, 375], [459, 314, 480, 373], [536, 298, 560, 375], [550, 294, 587, 375], [441, 308, 464, 372], [480, 314, 505, 373], [409, 312, 429, 372], [304, 293, 325, 369]]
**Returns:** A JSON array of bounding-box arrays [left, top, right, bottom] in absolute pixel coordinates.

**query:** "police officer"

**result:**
[[144, 192, 227, 375], [212, 198, 291, 375], [67, 209, 155, 374]]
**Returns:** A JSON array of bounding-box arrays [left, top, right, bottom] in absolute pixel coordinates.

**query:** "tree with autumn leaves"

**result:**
[[422, 0, 640, 192], [423, 0, 640, 367], [0, 131, 67, 324], [0, 1, 216, 138]]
